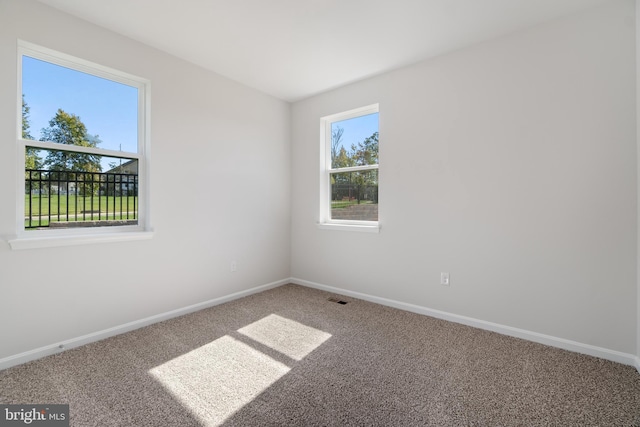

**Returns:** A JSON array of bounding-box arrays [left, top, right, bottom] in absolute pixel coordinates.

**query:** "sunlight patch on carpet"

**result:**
[[238, 314, 332, 361], [149, 314, 332, 425], [149, 335, 290, 426]]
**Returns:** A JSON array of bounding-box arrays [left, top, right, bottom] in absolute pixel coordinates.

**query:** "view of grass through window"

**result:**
[[21, 53, 139, 230], [330, 112, 379, 221]]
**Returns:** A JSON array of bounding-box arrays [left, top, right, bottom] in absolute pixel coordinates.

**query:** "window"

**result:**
[[319, 104, 379, 232], [11, 41, 151, 249]]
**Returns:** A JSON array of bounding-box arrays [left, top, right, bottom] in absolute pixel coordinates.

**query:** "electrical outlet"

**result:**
[[440, 272, 450, 286], [230, 261, 237, 272]]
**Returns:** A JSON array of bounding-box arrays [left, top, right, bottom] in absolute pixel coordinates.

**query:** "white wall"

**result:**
[[636, 0, 640, 364], [0, 0, 291, 361], [292, 1, 637, 354], [1, 0, 637, 367]]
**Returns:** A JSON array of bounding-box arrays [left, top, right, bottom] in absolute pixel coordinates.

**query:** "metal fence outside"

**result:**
[[331, 182, 378, 204], [25, 169, 138, 229]]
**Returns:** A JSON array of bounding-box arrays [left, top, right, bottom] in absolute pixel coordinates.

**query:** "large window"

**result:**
[[320, 104, 379, 231], [12, 41, 150, 248]]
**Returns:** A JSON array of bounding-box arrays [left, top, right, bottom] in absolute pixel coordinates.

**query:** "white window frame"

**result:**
[[318, 104, 380, 233], [9, 40, 153, 250]]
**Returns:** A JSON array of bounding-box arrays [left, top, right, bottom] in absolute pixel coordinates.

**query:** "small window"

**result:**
[[16, 41, 149, 241], [320, 104, 379, 230]]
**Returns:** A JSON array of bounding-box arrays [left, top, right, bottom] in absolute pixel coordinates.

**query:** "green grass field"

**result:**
[[331, 199, 375, 209], [25, 195, 138, 227], [25, 214, 138, 228]]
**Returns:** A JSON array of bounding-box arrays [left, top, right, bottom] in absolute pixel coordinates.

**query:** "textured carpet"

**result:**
[[1, 284, 639, 426]]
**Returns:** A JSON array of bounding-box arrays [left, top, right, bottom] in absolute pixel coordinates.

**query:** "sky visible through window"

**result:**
[[331, 112, 379, 157], [22, 56, 138, 170], [23, 55, 377, 171]]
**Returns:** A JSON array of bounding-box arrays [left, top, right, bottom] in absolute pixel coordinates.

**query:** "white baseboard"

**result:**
[[4, 277, 639, 375], [290, 277, 640, 372], [0, 278, 289, 371]]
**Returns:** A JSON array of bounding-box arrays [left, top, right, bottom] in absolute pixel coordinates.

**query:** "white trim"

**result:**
[[0, 278, 289, 371], [291, 277, 640, 370], [329, 164, 379, 174], [16, 45, 24, 235], [18, 40, 147, 91], [15, 40, 152, 241], [316, 222, 380, 233], [319, 104, 379, 228], [321, 104, 380, 123], [7, 230, 154, 250], [20, 139, 140, 160], [3, 277, 638, 375], [140, 69, 152, 232]]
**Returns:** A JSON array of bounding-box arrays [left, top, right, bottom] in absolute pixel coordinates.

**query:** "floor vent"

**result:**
[[328, 297, 348, 305]]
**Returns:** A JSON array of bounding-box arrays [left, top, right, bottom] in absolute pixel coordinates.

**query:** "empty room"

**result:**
[[1, 0, 640, 425]]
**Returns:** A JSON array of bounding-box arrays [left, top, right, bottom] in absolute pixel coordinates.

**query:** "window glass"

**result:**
[[330, 170, 378, 221], [330, 113, 379, 168], [19, 44, 147, 233], [22, 56, 138, 154], [322, 105, 379, 225]]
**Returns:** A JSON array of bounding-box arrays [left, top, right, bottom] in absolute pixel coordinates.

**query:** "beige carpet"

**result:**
[[1, 284, 639, 426]]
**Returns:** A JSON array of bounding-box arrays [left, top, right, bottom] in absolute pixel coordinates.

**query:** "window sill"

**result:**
[[316, 222, 380, 233], [7, 230, 154, 250]]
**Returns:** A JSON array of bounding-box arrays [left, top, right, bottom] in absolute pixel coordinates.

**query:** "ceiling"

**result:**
[[36, 0, 612, 102]]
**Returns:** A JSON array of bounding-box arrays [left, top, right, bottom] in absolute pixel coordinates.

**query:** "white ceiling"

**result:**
[[37, 0, 612, 102]]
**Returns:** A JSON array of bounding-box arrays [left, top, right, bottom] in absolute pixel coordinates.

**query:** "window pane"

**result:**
[[22, 56, 138, 153], [25, 148, 138, 230], [331, 113, 379, 168], [330, 170, 378, 221]]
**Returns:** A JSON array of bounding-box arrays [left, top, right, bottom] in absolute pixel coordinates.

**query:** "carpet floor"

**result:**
[[1, 284, 639, 426]]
